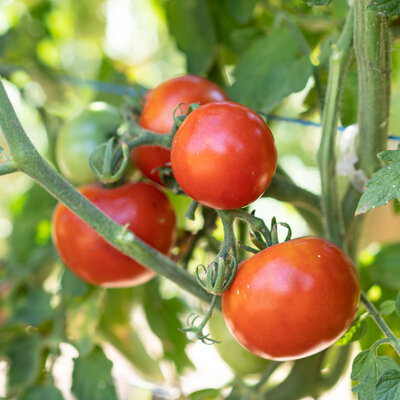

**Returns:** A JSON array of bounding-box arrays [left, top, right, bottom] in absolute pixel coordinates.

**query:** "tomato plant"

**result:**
[[56, 102, 121, 184], [208, 311, 269, 376], [171, 101, 277, 210], [131, 75, 229, 185], [222, 237, 360, 361], [52, 182, 176, 287]]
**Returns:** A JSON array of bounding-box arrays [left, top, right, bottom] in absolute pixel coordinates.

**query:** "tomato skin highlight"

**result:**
[[170, 101, 277, 210], [52, 182, 176, 287], [131, 75, 229, 185], [222, 237, 360, 361], [56, 102, 121, 184]]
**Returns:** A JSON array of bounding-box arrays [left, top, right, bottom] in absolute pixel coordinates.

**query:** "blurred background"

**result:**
[[0, 0, 400, 399]]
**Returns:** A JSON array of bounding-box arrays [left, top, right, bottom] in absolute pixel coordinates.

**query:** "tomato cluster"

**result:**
[[53, 74, 360, 363], [131, 75, 229, 185]]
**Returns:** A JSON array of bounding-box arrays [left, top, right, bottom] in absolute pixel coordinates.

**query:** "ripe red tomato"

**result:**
[[222, 237, 360, 361], [131, 75, 229, 185], [170, 101, 277, 210], [52, 182, 176, 287]]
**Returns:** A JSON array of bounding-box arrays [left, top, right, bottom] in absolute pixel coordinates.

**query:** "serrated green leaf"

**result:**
[[20, 384, 64, 400], [380, 300, 396, 315], [6, 334, 41, 389], [376, 369, 400, 400], [229, 28, 312, 112], [12, 287, 53, 326], [356, 148, 400, 215], [72, 346, 117, 400], [189, 388, 222, 400], [165, 0, 216, 74], [352, 348, 400, 400], [143, 279, 193, 374], [368, 0, 400, 16], [224, 0, 258, 23], [396, 292, 400, 317], [304, 0, 332, 5], [337, 317, 367, 345]]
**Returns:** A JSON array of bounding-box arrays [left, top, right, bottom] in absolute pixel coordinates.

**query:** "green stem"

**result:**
[[253, 361, 281, 392], [342, 1, 391, 233], [217, 210, 236, 258], [353, 1, 390, 178], [361, 292, 400, 357], [0, 161, 18, 175], [317, 9, 354, 247], [0, 78, 212, 305], [265, 170, 323, 235]]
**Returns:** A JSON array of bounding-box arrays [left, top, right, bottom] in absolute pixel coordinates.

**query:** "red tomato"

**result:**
[[222, 237, 360, 361], [170, 101, 277, 210], [52, 182, 176, 287], [131, 75, 229, 185]]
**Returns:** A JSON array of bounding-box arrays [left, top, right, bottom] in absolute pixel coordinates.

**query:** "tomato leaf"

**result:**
[[224, 0, 258, 23], [356, 148, 400, 215], [376, 369, 400, 400], [189, 388, 222, 400], [72, 346, 117, 400], [165, 0, 216, 75], [336, 317, 367, 345], [352, 349, 400, 399], [6, 334, 41, 389], [304, 0, 333, 5], [380, 300, 396, 316], [229, 27, 313, 112], [143, 279, 193, 375], [367, 0, 400, 16], [20, 384, 64, 400], [60, 268, 89, 299]]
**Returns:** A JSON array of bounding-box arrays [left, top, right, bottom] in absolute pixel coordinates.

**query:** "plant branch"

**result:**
[[361, 292, 400, 356], [0, 78, 212, 305], [265, 168, 323, 235], [0, 161, 18, 175], [317, 9, 354, 247]]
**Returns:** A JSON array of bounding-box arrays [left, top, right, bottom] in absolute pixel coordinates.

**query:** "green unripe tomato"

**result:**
[[209, 311, 269, 376], [56, 102, 121, 184]]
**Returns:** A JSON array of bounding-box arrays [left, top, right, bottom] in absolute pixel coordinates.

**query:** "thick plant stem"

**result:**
[[0, 161, 17, 175], [361, 292, 400, 357], [317, 9, 354, 247], [0, 79, 212, 305], [342, 1, 391, 230], [354, 1, 390, 177], [265, 171, 323, 235]]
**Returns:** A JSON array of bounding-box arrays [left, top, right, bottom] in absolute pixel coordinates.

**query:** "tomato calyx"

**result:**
[[89, 137, 130, 185], [90, 102, 199, 186]]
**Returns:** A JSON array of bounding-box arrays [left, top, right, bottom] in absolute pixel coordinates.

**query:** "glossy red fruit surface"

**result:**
[[170, 101, 277, 210], [222, 237, 360, 361], [131, 75, 229, 185], [52, 182, 176, 287]]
